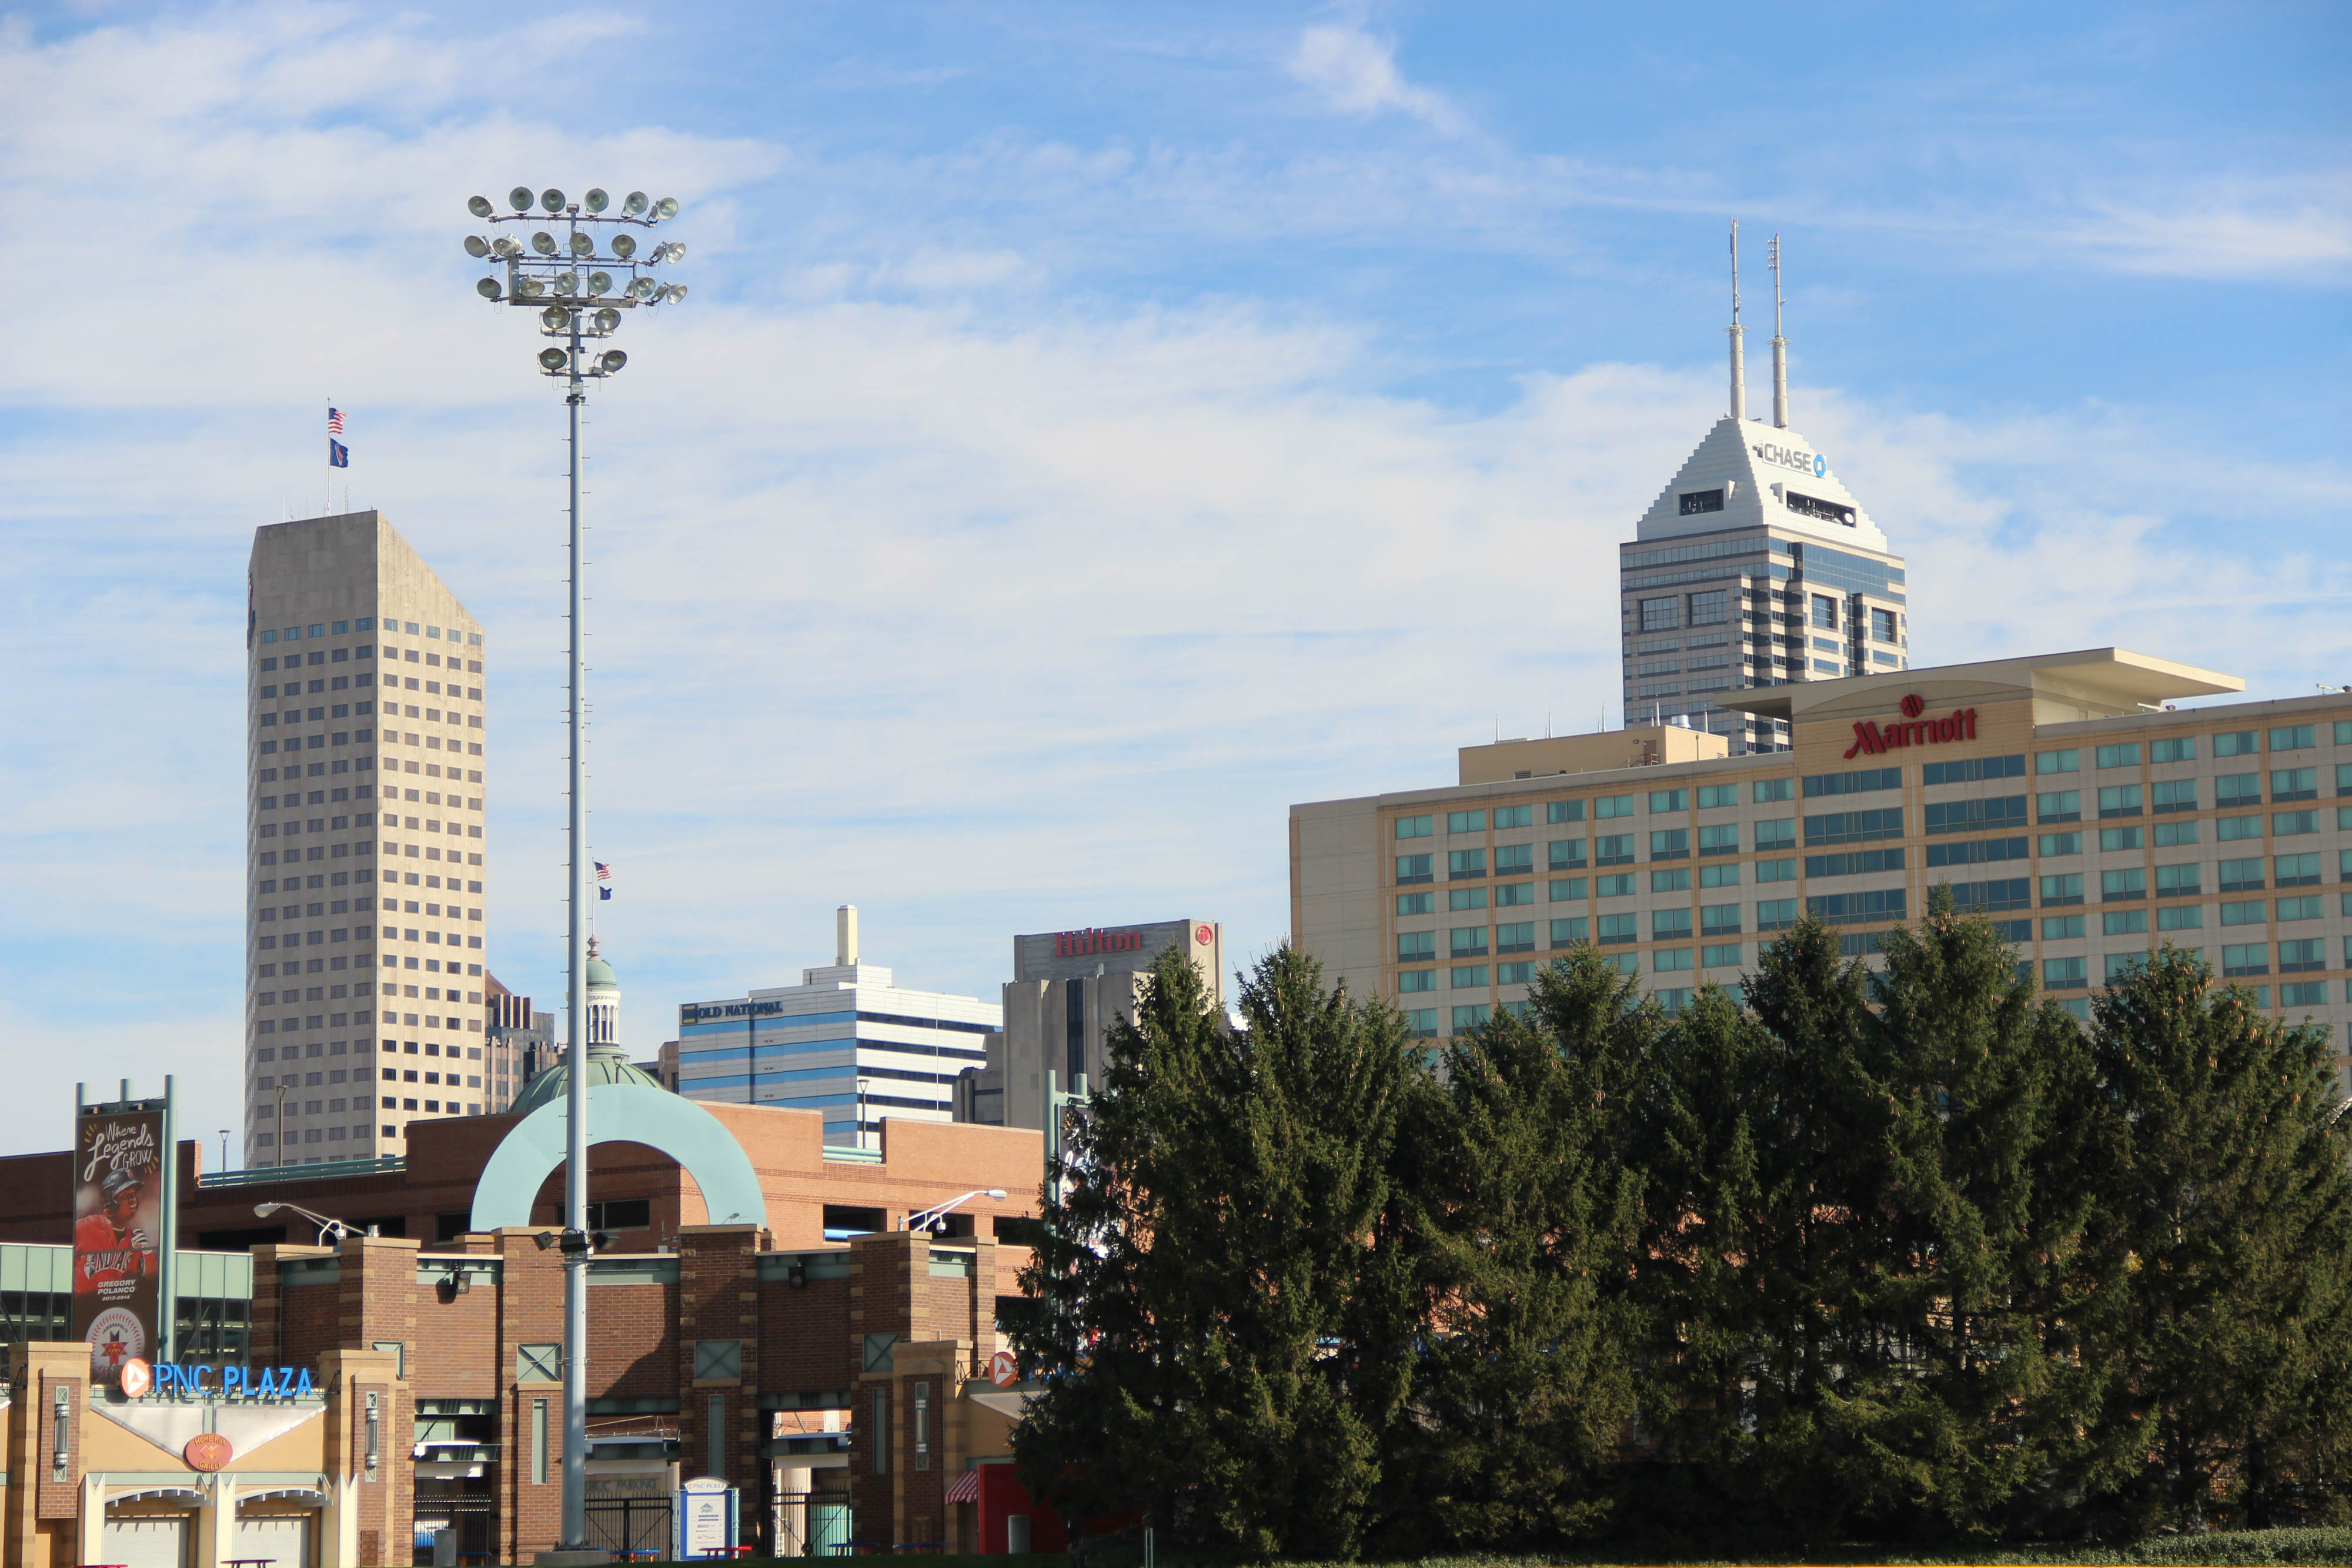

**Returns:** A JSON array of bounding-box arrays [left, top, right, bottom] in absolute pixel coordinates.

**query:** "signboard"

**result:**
[[1842, 697, 1979, 760], [676, 1478, 738, 1559], [990, 1350, 1019, 1388], [72, 1096, 168, 1385]]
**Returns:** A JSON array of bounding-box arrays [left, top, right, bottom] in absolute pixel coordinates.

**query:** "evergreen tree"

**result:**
[[1008, 944, 1414, 1559], [1378, 946, 1648, 1549], [2076, 947, 2352, 1531]]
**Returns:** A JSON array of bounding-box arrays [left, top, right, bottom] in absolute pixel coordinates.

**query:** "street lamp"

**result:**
[[463, 183, 687, 1555], [903, 1189, 1009, 1234], [254, 1201, 374, 1245]]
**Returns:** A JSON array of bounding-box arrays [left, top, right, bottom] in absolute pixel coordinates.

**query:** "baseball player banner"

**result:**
[[72, 1103, 165, 1385]]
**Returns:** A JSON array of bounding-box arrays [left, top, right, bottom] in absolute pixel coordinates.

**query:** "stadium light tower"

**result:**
[[461, 183, 686, 1556]]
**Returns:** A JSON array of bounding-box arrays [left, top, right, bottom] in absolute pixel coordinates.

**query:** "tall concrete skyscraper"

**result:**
[[1618, 229, 1909, 753], [245, 511, 503, 1167]]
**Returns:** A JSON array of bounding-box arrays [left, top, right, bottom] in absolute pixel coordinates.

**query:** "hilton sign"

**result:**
[[1843, 693, 1978, 759], [1055, 928, 1147, 958]]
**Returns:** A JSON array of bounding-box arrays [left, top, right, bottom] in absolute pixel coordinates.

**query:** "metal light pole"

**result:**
[[463, 182, 686, 1554]]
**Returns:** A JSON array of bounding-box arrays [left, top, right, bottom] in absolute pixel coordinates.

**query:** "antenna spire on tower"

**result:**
[[1769, 232, 1789, 430], [1727, 219, 1747, 422]]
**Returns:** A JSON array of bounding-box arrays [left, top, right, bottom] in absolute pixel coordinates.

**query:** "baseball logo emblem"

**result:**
[[118, 1357, 153, 1399], [86, 1306, 146, 1380]]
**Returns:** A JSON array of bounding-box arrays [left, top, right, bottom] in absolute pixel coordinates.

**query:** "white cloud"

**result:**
[[1285, 19, 1465, 135]]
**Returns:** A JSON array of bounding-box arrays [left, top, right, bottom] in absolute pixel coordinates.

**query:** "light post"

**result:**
[[254, 1200, 373, 1245], [462, 183, 686, 1556], [902, 1189, 1008, 1235]]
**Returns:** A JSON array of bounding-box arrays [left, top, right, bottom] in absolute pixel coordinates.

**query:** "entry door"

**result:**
[[232, 1514, 313, 1568], [102, 1517, 191, 1568]]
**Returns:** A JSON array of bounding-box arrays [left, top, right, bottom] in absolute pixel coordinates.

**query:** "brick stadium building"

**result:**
[[0, 1071, 1067, 1566]]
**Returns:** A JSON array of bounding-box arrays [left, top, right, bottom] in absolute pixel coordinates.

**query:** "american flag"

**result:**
[[595, 861, 613, 901], [327, 407, 345, 434]]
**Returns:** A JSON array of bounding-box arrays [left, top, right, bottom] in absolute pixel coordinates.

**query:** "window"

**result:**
[[1948, 878, 2032, 914], [2099, 827, 2144, 852], [1448, 887, 1487, 911], [2216, 773, 2261, 808], [2277, 852, 2321, 887], [2340, 764, 2352, 796], [1396, 892, 1434, 915], [2037, 790, 2082, 823], [1397, 932, 1436, 962], [2157, 905, 2203, 931], [2104, 952, 2147, 984], [1593, 794, 1636, 819], [2222, 944, 2269, 977], [2221, 900, 2266, 928], [1495, 922, 1535, 954], [1395, 854, 1432, 885], [2096, 743, 2141, 769], [1639, 597, 1681, 631], [1650, 828, 1690, 859], [1651, 867, 1692, 892], [1448, 849, 1486, 880], [1922, 755, 2027, 785], [1596, 874, 1636, 897], [2214, 731, 2259, 757], [1652, 908, 1693, 940], [1496, 882, 1536, 907], [1451, 966, 1489, 988], [1643, 790, 1689, 817], [1550, 878, 1587, 901], [1806, 848, 1906, 877], [2216, 814, 2263, 841], [1756, 858, 1798, 882], [1753, 778, 1795, 803], [2151, 737, 2197, 763], [1494, 804, 1533, 830], [1394, 815, 1432, 840], [2272, 767, 2319, 801], [1492, 845, 1534, 879], [1549, 917, 1589, 948], [1594, 834, 1635, 866], [1698, 823, 1739, 855], [1699, 862, 1740, 888], [1870, 607, 1898, 643], [2281, 982, 2328, 1008], [2151, 779, 2198, 813], [1450, 1005, 1491, 1033], [2103, 909, 2149, 936], [2042, 915, 2085, 940], [2276, 810, 2318, 836], [1449, 927, 1488, 958], [1805, 808, 1903, 845], [2036, 750, 2080, 775], [1925, 797, 2028, 834], [1678, 489, 1725, 515], [2278, 897, 2323, 924], [1398, 969, 1435, 993], [2043, 957, 2088, 988], [1653, 948, 1693, 973], [1497, 962, 1534, 985], [1548, 838, 1587, 871], [1756, 898, 1798, 931], [1547, 800, 1586, 824], [1597, 913, 1638, 944], [1697, 784, 1739, 809], [2041, 873, 2084, 907], [2271, 724, 2316, 751], [1753, 818, 1797, 851], [1803, 767, 1902, 798], [2039, 833, 2082, 857], [2101, 868, 2146, 902], [1808, 889, 1906, 926], [1447, 810, 1486, 834], [2155, 862, 2201, 897], [1810, 595, 1838, 629], [1701, 903, 1740, 937], [1402, 1009, 1437, 1039], [1702, 943, 1742, 968], [2097, 785, 2142, 818]]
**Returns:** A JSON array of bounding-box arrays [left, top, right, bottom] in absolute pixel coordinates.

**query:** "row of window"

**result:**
[[258, 618, 480, 645], [256, 766, 480, 787], [259, 676, 482, 700]]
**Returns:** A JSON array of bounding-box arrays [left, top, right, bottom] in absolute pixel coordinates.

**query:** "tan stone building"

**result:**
[[1294, 648, 2352, 1089], [245, 512, 502, 1169]]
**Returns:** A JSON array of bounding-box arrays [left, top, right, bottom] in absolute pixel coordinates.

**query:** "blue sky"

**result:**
[[1, 1, 2346, 1159]]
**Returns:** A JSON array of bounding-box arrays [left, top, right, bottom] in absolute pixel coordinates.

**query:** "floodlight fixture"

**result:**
[[461, 178, 683, 1555], [464, 235, 490, 258], [468, 195, 496, 218]]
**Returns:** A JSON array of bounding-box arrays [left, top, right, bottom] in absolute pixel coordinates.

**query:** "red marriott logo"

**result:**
[[1845, 694, 1977, 758], [1056, 928, 1145, 958]]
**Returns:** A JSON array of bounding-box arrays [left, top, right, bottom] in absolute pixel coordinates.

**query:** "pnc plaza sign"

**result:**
[[1842, 692, 1979, 760]]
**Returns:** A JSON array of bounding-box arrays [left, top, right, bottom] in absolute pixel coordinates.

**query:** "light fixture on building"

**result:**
[[463, 180, 684, 1557]]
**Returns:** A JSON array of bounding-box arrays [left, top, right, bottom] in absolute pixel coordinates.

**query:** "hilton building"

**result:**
[[245, 513, 510, 1170], [1293, 647, 2352, 1090]]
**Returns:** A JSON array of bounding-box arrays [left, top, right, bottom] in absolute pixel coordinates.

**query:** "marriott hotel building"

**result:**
[[1292, 648, 2352, 1091]]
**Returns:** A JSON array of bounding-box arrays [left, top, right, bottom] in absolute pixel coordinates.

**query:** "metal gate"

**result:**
[[584, 1495, 674, 1558], [411, 1494, 493, 1566], [771, 1490, 853, 1557]]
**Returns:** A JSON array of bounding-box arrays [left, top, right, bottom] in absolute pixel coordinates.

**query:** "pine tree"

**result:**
[[1008, 944, 1414, 1559], [2076, 946, 2352, 1532], [1378, 945, 1648, 1549]]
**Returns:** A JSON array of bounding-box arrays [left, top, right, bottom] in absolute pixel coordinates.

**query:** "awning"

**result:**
[[108, 1488, 207, 1508], [239, 1489, 330, 1510], [945, 1470, 980, 1505]]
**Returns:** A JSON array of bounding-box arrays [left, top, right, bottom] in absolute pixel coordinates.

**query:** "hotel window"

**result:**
[[2099, 827, 2143, 852], [2222, 944, 2269, 978], [1649, 788, 1689, 813], [2040, 832, 2082, 857], [1547, 800, 1586, 824], [1810, 596, 1838, 629], [1652, 867, 1692, 893], [2097, 785, 2142, 818], [2220, 900, 2266, 927], [1395, 854, 1432, 885], [1870, 607, 1898, 643], [2216, 814, 2263, 842], [1650, 828, 1690, 860], [1497, 962, 1534, 985], [2155, 863, 2201, 897], [2096, 743, 2141, 769], [2104, 952, 2147, 984], [1594, 834, 1635, 867], [1448, 849, 1486, 880], [1755, 899, 1798, 932], [2101, 868, 2146, 902], [1700, 904, 1740, 937], [1495, 882, 1535, 907], [1495, 844, 1534, 876], [2151, 779, 2198, 813], [1754, 818, 1797, 851], [1402, 1009, 1437, 1039], [1450, 1005, 1491, 1034], [1697, 784, 1739, 809], [1449, 887, 1487, 912], [2151, 737, 2197, 763], [2043, 957, 2087, 988], [2157, 905, 2203, 931], [2339, 764, 2352, 796], [1396, 892, 1433, 916], [1756, 858, 1798, 883], [1699, 862, 1739, 888], [2278, 897, 2323, 924], [1494, 805, 1533, 830], [2214, 731, 2259, 757], [2215, 772, 2261, 808], [1397, 932, 1436, 963], [1698, 824, 1739, 855], [1549, 878, 1587, 901], [1639, 597, 1681, 631], [2275, 810, 2318, 836], [2041, 873, 2084, 907], [1496, 922, 1535, 954], [1549, 917, 1589, 948], [1653, 908, 1693, 940], [1703, 942, 1742, 968], [1451, 967, 1488, 989], [1753, 778, 1794, 803], [1596, 874, 1635, 897], [1594, 794, 1636, 819], [1653, 948, 1693, 973], [1446, 810, 1486, 834], [2036, 749, 2080, 775], [1548, 840, 1587, 871], [1449, 927, 1488, 958], [1398, 970, 1435, 994], [2272, 767, 2318, 801], [2103, 909, 2149, 937], [2042, 914, 2085, 940], [1394, 815, 1432, 840], [2271, 724, 2316, 751], [1596, 914, 1637, 945], [2282, 982, 2328, 1008]]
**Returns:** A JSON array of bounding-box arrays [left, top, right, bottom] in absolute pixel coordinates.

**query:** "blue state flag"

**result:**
[[329, 439, 349, 468]]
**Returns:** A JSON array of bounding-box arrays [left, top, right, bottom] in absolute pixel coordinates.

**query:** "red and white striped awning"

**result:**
[[945, 1469, 981, 1505]]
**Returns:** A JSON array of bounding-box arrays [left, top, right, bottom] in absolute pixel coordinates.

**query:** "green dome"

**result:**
[[586, 954, 618, 989], [509, 1042, 666, 1116]]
